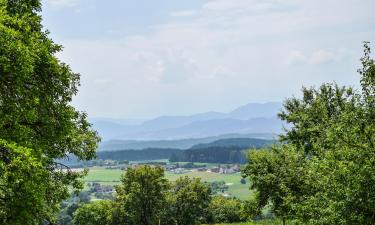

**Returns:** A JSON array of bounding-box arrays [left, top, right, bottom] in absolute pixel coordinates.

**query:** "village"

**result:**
[[99, 159, 242, 174]]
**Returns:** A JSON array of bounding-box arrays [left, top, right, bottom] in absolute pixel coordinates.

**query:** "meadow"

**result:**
[[84, 165, 252, 200]]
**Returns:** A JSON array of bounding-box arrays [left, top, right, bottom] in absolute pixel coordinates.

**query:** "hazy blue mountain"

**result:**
[[91, 121, 128, 141], [98, 133, 276, 151], [228, 102, 283, 119], [140, 111, 226, 131], [91, 102, 283, 141], [90, 117, 144, 126], [137, 117, 282, 140]]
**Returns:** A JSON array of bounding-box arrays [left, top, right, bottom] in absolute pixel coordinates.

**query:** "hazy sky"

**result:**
[[42, 0, 375, 118]]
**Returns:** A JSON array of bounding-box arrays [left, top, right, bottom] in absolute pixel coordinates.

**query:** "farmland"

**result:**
[[84, 165, 252, 200]]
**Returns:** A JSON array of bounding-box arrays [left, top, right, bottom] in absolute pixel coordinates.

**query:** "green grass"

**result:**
[[84, 167, 252, 200], [84, 167, 123, 183], [165, 170, 252, 200]]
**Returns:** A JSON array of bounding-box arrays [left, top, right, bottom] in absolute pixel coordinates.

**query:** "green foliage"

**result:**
[[243, 145, 308, 220], [115, 166, 169, 225], [73, 200, 114, 225], [0, 140, 53, 224], [207, 196, 261, 224], [165, 176, 211, 225], [210, 180, 229, 194], [241, 198, 261, 221], [209, 196, 243, 223], [243, 42, 375, 224], [0, 0, 100, 223]]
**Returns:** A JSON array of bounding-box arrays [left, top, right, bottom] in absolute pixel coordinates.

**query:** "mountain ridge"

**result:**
[[91, 102, 284, 141]]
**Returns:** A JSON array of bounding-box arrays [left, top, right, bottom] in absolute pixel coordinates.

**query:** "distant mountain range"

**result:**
[[91, 102, 284, 143], [98, 133, 276, 151]]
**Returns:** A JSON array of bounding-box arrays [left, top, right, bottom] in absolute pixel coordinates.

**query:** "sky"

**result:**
[[42, 0, 375, 119]]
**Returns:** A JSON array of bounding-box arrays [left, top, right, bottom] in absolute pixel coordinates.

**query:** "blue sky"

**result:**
[[42, 0, 375, 118]]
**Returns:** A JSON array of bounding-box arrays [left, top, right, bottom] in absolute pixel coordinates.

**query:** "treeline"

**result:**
[[96, 146, 248, 164], [191, 138, 273, 149], [170, 146, 248, 164], [94, 138, 272, 164], [97, 148, 181, 161], [60, 165, 262, 225]]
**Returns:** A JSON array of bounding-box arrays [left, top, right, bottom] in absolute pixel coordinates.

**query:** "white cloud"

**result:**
[[285, 49, 345, 65], [285, 50, 307, 65], [170, 10, 197, 17], [44, 0, 78, 8], [285, 49, 346, 65], [55, 0, 374, 117], [309, 50, 336, 65], [203, 0, 280, 11]]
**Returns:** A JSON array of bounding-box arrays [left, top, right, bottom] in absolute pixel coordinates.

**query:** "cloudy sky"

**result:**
[[42, 0, 375, 119]]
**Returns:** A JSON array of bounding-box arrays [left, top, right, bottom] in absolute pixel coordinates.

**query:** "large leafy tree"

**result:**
[[165, 176, 211, 225], [115, 166, 169, 225], [243, 42, 375, 224], [73, 200, 114, 225], [0, 0, 100, 224]]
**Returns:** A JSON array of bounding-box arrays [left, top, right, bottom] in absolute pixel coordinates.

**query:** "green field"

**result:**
[[84, 166, 252, 200]]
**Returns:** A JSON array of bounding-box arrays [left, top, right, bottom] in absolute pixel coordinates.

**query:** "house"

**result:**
[[209, 167, 220, 173]]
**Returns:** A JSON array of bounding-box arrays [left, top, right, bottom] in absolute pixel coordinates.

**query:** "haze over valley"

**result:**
[[92, 102, 283, 150]]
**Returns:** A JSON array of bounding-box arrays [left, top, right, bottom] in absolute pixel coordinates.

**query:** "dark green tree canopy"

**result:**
[[115, 166, 169, 225], [0, 0, 100, 223], [166, 176, 211, 225]]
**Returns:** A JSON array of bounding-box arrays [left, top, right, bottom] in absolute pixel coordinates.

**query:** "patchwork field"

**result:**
[[84, 166, 252, 200]]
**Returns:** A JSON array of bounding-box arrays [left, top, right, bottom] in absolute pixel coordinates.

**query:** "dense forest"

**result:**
[[169, 147, 247, 164]]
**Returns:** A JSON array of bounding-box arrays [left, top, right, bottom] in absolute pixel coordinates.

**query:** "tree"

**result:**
[[165, 176, 211, 225], [242, 146, 308, 223], [115, 166, 169, 225], [73, 200, 114, 225], [0, 140, 57, 224], [0, 0, 100, 223], [208, 196, 243, 223], [242, 42, 375, 224]]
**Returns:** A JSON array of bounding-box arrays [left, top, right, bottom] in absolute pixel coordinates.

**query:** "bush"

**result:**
[[209, 196, 244, 223]]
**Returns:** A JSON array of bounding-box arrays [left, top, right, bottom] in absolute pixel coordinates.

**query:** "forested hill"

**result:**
[[95, 138, 273, 163], [97, 148, 181, 161], [98, 133, 275, 151], [191, 138, 273, 149]]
